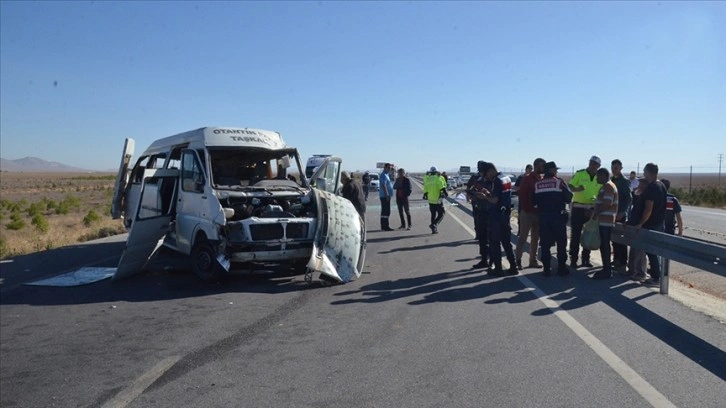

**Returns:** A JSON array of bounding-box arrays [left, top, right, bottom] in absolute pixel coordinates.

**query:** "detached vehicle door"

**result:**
[[113, 168, 178, 281], [111, 138, 135, 220], [307, 157, 367, 282]]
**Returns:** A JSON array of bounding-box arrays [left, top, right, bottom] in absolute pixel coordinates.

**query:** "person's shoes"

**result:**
[[631, 272, 649, 282], [557, 266, 570, 276], [581, 260, 594, 268], [570, 260, 578, 268], [507, 266, 519, 276], [472, 260, 489, 269], [406, 226, 411, 230], [528, 260, 541, 268], [543, 269, 552, 277], [488, 267, 505, 277], [382, 227, 394, 231], [398, 225, 406, 230], [429, 224, 434, 233], [591, 270, 613, 280], [515, 258, 523, 270], [642, 278, 660, 287]]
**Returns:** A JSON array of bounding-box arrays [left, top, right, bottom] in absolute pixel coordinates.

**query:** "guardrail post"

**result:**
[[660, 257, 670, 295]]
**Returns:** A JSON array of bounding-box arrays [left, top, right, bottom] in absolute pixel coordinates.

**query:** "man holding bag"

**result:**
[[591, 168, 619, 280], [568, 156, 604, 268]]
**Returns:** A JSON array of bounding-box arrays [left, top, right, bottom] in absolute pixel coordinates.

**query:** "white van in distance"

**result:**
[[111, 127, 366, 284]]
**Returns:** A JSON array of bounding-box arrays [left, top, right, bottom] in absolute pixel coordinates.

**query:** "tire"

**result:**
[[191, 241, 224, 283]]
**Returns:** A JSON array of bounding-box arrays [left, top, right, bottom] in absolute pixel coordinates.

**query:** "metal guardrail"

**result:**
[[611, 223, 726, 294]]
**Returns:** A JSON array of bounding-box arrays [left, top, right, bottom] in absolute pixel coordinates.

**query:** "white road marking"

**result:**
[[101, 356, 180, 408], [446, 209, 677, 408]]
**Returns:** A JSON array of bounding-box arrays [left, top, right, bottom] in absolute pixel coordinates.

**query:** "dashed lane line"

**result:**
[[101, 356, 180, 408]]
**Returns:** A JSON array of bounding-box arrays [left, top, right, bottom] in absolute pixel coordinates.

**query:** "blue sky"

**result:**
[[1, 1, 724, 174]]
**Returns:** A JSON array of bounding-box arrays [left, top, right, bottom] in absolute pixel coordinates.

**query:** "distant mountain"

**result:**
[[0, 157, 92, 173]]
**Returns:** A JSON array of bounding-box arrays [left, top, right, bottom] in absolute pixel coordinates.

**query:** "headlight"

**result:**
[[223, 207, 235, 219]]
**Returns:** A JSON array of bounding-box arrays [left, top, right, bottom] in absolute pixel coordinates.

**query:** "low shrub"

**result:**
[[82, 210, 102, 227], [669, 187, 726, 208], [32, 213, 49, 233], [5, 211, 26, 230]]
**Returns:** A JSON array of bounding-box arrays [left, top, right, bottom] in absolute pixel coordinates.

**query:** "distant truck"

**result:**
[[458, 165, 473, 186]]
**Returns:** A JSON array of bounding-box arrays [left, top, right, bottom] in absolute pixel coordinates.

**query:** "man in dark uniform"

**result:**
[[467, 161, 490, 269], [472, 162, 517, 276], [534, 162, 573, 276]]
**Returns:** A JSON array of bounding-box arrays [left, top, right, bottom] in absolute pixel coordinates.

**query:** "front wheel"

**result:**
[[191, 241, 224, 283]]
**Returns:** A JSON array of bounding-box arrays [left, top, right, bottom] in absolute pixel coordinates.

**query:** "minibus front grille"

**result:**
[[249, 224, 284, 241]]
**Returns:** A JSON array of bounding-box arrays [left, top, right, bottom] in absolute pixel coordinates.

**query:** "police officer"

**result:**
[[568, 155, 603, 268], [468, 161, 490, 269], [423, 166, 447, 234], [474, 163, 519, 276], [473, 162, 517, 276], [534, 162, 573, 276]]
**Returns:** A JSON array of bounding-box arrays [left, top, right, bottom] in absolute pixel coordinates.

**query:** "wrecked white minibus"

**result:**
[[111, 127, 366, 283]]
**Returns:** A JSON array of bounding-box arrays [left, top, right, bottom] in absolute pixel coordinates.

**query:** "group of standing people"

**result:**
[[513, 155, 683, 284], [342, 156, 684, 285]]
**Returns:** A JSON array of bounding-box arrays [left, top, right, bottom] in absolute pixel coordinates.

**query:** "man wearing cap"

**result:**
[[534, 162, 573, 276], [568, 155, 604, 268], [379, 163, 395, 231], [514, 158, 546, 270], [423, 166, 447, 234], [341, 171, 366, 220], [468, 161, 491, 268]]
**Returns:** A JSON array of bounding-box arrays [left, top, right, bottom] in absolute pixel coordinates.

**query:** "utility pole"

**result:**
[[719, 153, 724, 186], [637, 162, 640, 176], [689, 165, 693, 194]]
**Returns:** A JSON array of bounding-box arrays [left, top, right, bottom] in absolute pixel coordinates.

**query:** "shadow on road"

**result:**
[[518, 275, 726, 382], [0, 246, 320, 307]]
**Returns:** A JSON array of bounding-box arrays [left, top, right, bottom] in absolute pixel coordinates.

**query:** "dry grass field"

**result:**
[[0, 172, 125, 259]]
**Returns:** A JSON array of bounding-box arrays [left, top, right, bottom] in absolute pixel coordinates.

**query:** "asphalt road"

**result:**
[[1, 183, 725, 408], [680, 205, 726, 245]]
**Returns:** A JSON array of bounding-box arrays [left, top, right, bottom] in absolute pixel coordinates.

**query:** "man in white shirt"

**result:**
[[629, 171, 639, 191]]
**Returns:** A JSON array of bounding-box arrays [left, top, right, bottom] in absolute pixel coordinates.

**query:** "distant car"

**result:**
[[447, 176, 458, 189], [368, 173, 379, 191], [459, 174, 471, 187]]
